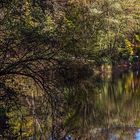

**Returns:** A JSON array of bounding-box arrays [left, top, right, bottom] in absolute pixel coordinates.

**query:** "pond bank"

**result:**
[[93, 62, 139, 75]]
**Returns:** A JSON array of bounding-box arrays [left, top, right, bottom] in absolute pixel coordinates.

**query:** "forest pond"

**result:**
[[1, 68, 140, 140], [60, 68, 140, 140]]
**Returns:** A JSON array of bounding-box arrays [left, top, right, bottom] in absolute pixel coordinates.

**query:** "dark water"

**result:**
[[62, 69, 140, 140], [1, 69, 140, 139]]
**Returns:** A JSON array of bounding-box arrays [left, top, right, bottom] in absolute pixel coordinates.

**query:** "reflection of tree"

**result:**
[[2, 69, 137, 139], [98, 70, 140, 130], [63, 70, 140, 139]]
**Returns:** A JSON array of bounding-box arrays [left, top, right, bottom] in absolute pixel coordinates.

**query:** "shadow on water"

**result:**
[[61, 68, 140, 140], [1, 67, 140, 139]]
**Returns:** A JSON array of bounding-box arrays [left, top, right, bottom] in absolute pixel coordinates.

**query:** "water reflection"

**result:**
[[63, 69, 140, 139], [1, 69, 140, 139], [135, 129, 140, 140]]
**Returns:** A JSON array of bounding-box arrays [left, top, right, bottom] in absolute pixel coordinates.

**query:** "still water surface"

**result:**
[[1, 69, 140, 140], [63, 69, 140, 140]]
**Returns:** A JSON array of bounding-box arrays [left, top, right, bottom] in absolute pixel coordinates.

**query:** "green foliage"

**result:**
[[0, 0, 140, 138], [7, 108, 33, 138], [125, 39, 134, 55], [135, 34, 140, 42]]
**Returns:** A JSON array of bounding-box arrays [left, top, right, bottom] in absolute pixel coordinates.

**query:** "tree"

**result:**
[[0, 0, 65, 139], [0, 0, 140, 139]]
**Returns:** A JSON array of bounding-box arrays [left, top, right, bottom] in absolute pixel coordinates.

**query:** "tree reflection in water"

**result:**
[[62, 69, 140, 139], [1, 69, 140, 139]]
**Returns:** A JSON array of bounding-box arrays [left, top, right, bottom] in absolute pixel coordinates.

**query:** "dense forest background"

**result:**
[[0, 0, 140, 139]]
